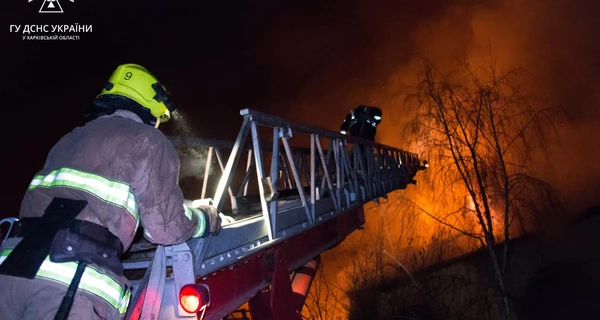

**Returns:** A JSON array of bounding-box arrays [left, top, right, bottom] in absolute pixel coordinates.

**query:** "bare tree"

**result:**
[[302, 259, 348, 320], [405, 55, 564, 320], [304, 191, 503, 320]]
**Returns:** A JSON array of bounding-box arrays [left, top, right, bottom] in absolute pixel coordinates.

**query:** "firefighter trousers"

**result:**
[[0, 274, 123, 320]]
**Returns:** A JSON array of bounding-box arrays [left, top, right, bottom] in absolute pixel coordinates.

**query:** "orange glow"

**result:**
[[258, 1, 599, 318]]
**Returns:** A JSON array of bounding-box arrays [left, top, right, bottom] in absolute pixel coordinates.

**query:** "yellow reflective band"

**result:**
[[188, 207, 206, 238], [0, 249, 130, 314], [183, 204, 206, 238], [28, 167, 140, 233]]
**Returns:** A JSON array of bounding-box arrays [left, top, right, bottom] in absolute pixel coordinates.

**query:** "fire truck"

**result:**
[[1, 108, 424, 320]]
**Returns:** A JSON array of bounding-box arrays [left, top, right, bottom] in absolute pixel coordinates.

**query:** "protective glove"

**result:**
[[187, 198, 236, 236], [195, 204, 222, 236]]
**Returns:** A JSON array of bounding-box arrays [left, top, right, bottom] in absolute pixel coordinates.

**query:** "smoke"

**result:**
[[449, 0, 600, 214], [241, 1, 600, 316], [177, 147, 209, 180], [166, 110, 211, 181], [246, 0, 600, 214]]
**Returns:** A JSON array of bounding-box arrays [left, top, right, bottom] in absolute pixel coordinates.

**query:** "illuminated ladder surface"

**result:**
[[123, 109, 422, 320]]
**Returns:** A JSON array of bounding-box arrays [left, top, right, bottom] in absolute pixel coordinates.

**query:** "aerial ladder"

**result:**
[[0, 108, 424, 320]]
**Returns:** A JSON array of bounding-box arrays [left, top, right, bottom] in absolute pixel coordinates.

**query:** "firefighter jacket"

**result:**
[[6, 109, 209, 314]]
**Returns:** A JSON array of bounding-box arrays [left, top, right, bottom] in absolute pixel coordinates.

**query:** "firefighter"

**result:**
[[0, 63, 223, 320]]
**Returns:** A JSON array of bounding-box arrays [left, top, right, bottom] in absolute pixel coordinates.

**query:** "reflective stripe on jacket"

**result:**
[[0, 249, 131, 315], [28, 167, 141, 233]]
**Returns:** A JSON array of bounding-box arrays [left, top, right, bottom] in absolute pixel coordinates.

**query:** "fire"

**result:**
[[262, 1, 596, 318]]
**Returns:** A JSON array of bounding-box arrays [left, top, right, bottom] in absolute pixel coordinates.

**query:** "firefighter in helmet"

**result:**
[[0, 63, 223, 319], [339, 105, 382, 142]]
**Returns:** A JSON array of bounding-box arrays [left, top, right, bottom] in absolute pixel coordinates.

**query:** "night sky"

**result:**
[[1, 0, 599, 219]]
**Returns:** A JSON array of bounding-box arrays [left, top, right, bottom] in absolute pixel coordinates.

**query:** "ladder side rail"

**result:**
[[236, 109, 419, 196], [335, 140, 344, 208], [327, 140, 335, 189], [299, 152, 310, 189], [412, 153, 422, 177], [372, 147, 381, 196], [212, 116, 251, 213], [314, 138, 326, 200], [355, 144, 371, 200], [379, 148, 388, 193], [240, 109, 412, 155], [237, 149, 254, 198], [269, 126, 281, 238], [348, 143, 360, 198], [338, 141, 355, 208], [340, 141, 358, 197], [280, 131, 312, 224], [310, 134, 316, 222], [389, 150, 397, 189], [250, 121, 274, 242], [400, 151, 408, 184], [333, 139, 342, 208], [380, 148, 396, 194], [214, 147, 239, 214], [365, 146, 377, 197], [388, 150, 400, 192], [315, 137, 339, 212], [279, 152, 294, 190], [385, 149, 393, 190], [293, 153, 303, 186], [384, 149, 393, 190], [391, 150, 400, 189], [347, 143, 361, 204], [408, 151, 420, 182], [352, 144, 366, 202], [319, 140, 332, 194], [404, 152, 412, 179], [394, 151, 403, 186], [292, 151, 307, 190], [201, 147, 214, 199], [393, 150, 402, 189], [339, 140, 351, 208], [378, 148, 388, 193], [341, 140, 352, 208]]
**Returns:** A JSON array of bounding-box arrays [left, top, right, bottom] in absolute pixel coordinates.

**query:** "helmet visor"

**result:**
[[152, 82, 177, 112]]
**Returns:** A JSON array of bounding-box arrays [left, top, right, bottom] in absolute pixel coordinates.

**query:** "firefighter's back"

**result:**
[[0, 110, 160, 320]]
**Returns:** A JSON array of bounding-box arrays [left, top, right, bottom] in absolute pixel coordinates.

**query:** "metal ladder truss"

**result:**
[[123, 109, 421, 319], [124, 107, 422, 273], [168, 109, 420, 274]]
